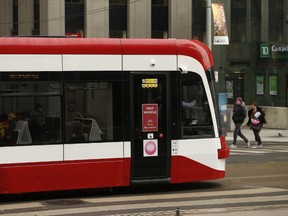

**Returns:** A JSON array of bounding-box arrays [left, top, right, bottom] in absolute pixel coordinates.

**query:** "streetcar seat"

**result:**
[[13, 120, 32, 144], [71, 118, 85, 142], [81, 118, 91, 141], [82, 118, 102, 141], [71, 117, 102, 142], [90, 118, 102, 141], [45, 116, 61, 141]]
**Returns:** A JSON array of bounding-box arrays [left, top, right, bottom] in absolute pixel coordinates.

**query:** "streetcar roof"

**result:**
[[0, 37, 214, 71]]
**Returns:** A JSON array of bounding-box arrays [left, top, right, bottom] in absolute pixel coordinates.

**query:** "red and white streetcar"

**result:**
[[0, 37, 229, 194]]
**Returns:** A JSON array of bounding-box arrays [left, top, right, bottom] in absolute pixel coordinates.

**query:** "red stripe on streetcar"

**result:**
[[171, 156, 225, 184], [0, 158, 130, 194], [0, 38, 214, 71], [218, 135, 230, 159]]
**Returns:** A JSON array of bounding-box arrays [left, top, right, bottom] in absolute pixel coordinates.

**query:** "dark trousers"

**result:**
[[252, 124, 263, 144], [233, 123, 248, 145]]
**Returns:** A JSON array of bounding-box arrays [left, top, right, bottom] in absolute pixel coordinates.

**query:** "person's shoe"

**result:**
[[246, 141, 250, 148], [252, 144, 263, 149], [230, 144, 237, 149]]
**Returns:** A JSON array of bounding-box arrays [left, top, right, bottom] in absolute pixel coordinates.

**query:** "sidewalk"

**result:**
[[225, 128, 288, 144]]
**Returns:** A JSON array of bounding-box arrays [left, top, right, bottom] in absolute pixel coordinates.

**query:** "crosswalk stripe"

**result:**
[[82, 187, 287, 203], [270, 146, 288, 148], [224, 174, 288, 180], [1, 187, 287, 216], [230, 149, 266, 154], [230, 146, 288, 155], [108, 204, 288, 216], [0, 202, 43, 211], [1, 188, 287, 210], [2, 194, 288, 216]]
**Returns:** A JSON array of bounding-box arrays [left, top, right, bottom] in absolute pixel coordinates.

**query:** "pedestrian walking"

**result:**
[[246, 102, 267, 148], [230, 97, 250, 148]]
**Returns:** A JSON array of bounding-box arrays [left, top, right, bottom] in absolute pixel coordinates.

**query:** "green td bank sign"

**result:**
[[260, 43, 288, 59]]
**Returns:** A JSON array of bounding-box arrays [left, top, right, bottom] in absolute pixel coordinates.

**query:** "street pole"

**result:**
[[206, 0, 212, 50]]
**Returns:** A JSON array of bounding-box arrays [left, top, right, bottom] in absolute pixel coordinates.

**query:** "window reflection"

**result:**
[[0, 82, 61, 145], [181, 73, 213, 138], [64, 81, 122, 143]]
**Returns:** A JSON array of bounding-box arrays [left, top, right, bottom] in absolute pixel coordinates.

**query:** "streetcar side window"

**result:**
[[0, 83, 62, 145], [64, 79, 123, 143], [181, 73, 214, 138]]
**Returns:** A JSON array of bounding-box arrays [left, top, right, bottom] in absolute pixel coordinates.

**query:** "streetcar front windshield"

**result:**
[[180, 72, 214, 138]]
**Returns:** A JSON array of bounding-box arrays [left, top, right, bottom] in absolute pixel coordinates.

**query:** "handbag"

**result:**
[[249, 118, 261, 130]]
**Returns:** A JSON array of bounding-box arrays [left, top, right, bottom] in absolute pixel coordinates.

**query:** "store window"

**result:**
[[65, 0, 84, 36], [269, 0, 284, 42], [12, 0, 18, 36], [152, 0, 168, 38], [250, 0, 261, 42], [192, 0, 206, 41], [231, 0, 246, 42], [33, 0, 40, 35], [109, 0, 127, 38]]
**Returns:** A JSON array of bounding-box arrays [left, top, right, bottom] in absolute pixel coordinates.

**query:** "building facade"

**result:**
[[1, 0, 288, 128]]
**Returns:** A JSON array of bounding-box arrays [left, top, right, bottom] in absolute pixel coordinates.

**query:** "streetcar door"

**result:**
[[131, 73, 170, 182]]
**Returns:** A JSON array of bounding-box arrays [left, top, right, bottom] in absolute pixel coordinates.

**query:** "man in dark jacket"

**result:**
[[246, 102, 267, 148], [230, 97, 250, 148], [29, 103, 45, 142]]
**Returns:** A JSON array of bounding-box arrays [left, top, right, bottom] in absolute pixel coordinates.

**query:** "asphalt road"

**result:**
[[0, 142, 287, 216]]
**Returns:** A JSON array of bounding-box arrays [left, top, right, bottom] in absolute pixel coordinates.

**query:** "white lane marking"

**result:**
[[108, 204, 288, 216], [0, 202, 43, 210], [82, 187, 287, 203], [0, 186, 288, 216], [230, 146, 288, 155], [224, 174, 288, 180], [2, 194, 288, 216], [1, 187, 286, 212]]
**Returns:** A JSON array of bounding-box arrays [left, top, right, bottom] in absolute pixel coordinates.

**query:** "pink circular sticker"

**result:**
[[145, 141, 157, 155]]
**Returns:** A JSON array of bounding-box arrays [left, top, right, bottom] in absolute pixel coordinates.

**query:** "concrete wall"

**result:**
[[18, 0, 34, 36], [169, 0, 192, 39], [0, 0, 13, 36], [128, 0, 151, 38], [85, 0, 109, 38], [40, 0, 65, 36], [227, 105, 288, 131]]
